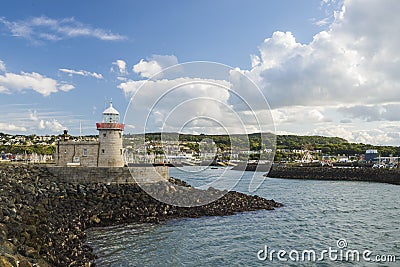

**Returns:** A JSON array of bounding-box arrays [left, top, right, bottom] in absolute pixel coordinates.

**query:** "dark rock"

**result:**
[[0, 256, 13, 267], [0, 164, 282, 266]]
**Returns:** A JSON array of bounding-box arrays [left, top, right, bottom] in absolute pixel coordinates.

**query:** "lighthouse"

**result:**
[[96, 101, 125, 167]]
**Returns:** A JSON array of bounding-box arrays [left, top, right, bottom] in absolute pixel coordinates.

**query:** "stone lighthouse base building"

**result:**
[[55, 102, 125, 167]]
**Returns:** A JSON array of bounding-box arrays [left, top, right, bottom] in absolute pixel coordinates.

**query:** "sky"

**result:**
[[0, 0, 399, 145]]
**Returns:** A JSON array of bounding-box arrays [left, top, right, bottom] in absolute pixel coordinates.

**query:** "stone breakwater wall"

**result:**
[[267, 166, 400, 185], [47, 166, 168, 184], [0, 165, 282, 267], [231, 163, 271, 172]]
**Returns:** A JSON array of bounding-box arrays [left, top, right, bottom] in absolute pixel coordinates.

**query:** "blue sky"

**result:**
[[1, 0, 400, 145]]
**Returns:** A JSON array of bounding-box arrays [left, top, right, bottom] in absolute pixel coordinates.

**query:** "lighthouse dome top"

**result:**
[[103, 101, 120, 115], [101, 101, 120, 123]]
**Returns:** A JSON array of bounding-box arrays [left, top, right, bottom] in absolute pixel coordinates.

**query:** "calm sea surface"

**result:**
[[86, 167, 399, 266]]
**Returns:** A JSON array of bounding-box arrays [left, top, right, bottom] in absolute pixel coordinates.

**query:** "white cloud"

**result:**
[[38, 119, 65, 132], [59, 68, 103, 79], [118, 79, 146, 97], [117, 0, 400, 145], [29, 110, 39, 121], [119, 70, 275, 135], [38, 120, 45, 129], [271, 106, 331, 125], [313, 0, 344, 27], [119, 77, 268, 134], [150, 55, 179, 68], [58, 83, 75, 92], [221, 0, 400, 145], [309, 123, 400, 146], [314, 17, 330, 26], [0, 122, 27, 132], [0, 16, 126, 44], [132, 55, 178, 78], [0, 60, 5, 72], [49, 120, 65, 132], [250, 55, 260, 68], [112, 60, 128, 75], [133, 59, 163, 79], [239, 0, 400, 109], [116, 76, 127, 81], [29, 110, 65, 132], [119, 77, 231, 106], [0, 71, 74, 96]]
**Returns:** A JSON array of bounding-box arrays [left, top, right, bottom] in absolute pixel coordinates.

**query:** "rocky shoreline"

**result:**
[[0, 165, 282, 266]]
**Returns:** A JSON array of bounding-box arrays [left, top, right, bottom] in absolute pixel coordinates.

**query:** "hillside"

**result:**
[[125, 133, 400, 157], [1, 132, 400, 157]]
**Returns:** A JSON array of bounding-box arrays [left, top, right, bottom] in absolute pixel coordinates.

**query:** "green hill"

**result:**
[[124, 132, 400, 157]]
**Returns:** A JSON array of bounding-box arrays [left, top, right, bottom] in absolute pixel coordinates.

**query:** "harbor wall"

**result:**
[[267, 166, 400, 185], [46, 166, 169, 184]]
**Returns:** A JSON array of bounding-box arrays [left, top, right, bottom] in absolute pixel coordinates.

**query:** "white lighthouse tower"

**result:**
[[96, 101, 125, 167]]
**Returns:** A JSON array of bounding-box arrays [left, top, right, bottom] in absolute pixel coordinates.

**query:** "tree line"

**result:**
[[2, 132, 399, 157], [137, 133, 400, 157]]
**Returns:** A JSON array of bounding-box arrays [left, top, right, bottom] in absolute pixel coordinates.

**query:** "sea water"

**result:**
[[86, 167, 399, 266]]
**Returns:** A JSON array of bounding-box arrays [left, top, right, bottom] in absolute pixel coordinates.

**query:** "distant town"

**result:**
[[1, 131, 399, 168]]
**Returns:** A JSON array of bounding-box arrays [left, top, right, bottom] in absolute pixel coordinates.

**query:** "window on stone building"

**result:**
[[103, 133, 106, 137], [83, 148, 87, 156], [119, 133, 121, 138], [120, 149, 122, 155], [102, 149, 105, 153]]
